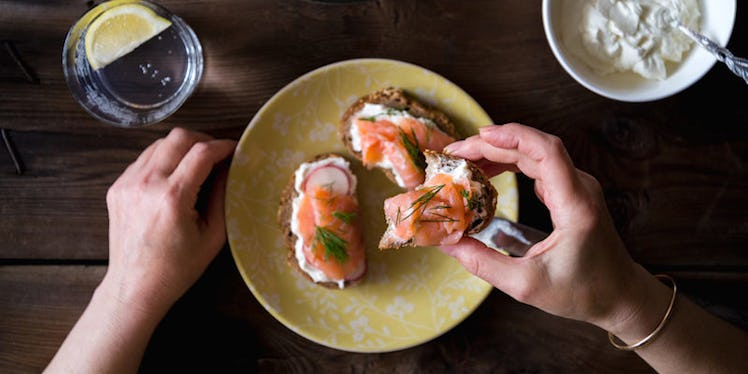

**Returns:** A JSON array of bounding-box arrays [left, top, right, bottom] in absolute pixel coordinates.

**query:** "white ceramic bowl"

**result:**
[[542, 0, 736, 102]]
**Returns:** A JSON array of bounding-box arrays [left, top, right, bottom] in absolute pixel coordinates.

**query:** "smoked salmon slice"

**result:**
[[379, 151, 498, 249], [279, 155, 366, 288], [382, 170, 473, 247], [341, 88, 460, 190], [354, 115, 455, 189], [297, 182, 365, 282]]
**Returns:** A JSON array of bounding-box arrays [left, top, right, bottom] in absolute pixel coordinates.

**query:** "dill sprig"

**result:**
[[358, 109, 401, 122], [396, 184, 445, 225], [333, 211, 356, 224], [419, 204, 456, 223], [314, 226, 349, 263], [399, 128, 426, 171], [461, 189, 480, 210], [419, 211, 458, 223]]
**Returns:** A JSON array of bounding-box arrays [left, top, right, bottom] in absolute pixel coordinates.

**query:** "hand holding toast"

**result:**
[[442, 123, 748, 373], [441, 123, 661, 333]]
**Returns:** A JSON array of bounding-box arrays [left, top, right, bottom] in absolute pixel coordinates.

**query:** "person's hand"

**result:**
[[102, 128, 237, 319], [45, 128, 237, 373], [442, 123, 663, 334]]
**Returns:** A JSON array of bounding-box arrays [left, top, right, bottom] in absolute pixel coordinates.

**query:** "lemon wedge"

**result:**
[[84, 3, 172, 70]]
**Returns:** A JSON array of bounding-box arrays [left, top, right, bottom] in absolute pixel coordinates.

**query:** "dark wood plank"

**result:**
[[0, 130, 133, 259], [0, 264, 105, 373], [3, 252, 746, 373], [1, 0, 747, 267], [0, 1, 747, 370]]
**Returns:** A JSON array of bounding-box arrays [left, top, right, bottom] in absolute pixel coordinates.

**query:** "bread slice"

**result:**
[[379, 150, 498, 249], [340, 87, 461, 187], [277, 153, 365, 289]]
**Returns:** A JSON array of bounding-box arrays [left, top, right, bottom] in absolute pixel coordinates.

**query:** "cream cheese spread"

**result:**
[[562, 0, 701, 80]]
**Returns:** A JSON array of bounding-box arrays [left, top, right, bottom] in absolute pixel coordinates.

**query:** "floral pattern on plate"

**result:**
[[226, 59, 518, 352]]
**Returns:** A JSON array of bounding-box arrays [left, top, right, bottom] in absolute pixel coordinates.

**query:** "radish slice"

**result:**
[[303, 165, 352, 195]]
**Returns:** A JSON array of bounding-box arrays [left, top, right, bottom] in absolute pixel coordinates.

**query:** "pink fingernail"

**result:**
[[443, 141, 465, 154]]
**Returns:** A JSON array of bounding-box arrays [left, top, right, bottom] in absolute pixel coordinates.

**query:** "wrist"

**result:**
[[96, 272, 173, 327], [596, 265, 672, 341], [48, 273, 167, 373]]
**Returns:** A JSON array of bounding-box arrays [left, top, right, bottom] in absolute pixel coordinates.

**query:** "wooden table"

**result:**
[[1, 1, 746, 372]]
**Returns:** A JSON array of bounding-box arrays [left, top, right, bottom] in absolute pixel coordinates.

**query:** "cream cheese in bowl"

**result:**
[[564, 0, 701, 80], [543, 0, 736, 102]]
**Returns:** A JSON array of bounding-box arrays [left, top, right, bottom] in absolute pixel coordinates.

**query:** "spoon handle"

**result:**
[[678, 25, 748, 84], [470, 217, 548, 257]]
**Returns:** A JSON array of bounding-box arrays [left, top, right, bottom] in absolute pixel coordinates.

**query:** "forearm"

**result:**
[[45, 277, 166, 374], [638, 295, 748, 373], [604, 271, 748, 373]]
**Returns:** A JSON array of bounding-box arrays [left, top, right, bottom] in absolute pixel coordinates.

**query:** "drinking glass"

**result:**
[[63, 0, 203, 127]]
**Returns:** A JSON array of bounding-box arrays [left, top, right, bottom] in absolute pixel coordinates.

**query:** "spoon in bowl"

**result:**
[[657, 8, 748, 84]]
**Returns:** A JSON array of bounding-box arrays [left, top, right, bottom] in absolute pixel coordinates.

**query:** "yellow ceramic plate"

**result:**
[[226, 59, 518, 352]]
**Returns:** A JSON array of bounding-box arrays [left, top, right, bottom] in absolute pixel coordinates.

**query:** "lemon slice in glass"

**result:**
[[85, 3, 172, 70]]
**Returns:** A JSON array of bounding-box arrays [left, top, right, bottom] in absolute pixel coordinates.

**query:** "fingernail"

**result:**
[[443, 140, 465, 154]]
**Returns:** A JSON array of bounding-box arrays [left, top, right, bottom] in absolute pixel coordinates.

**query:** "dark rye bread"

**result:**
[[340, 87, 461, 186], [277, 153, 363, 289], [379, 151, 498, 249]]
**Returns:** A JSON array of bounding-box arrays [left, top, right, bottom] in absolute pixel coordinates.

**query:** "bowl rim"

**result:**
[[541, 0, 737, 102]]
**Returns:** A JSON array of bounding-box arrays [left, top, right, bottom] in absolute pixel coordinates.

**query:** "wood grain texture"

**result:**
[[2, 252, 746, 373], [0, 265, 105, 373], [1, 0, 746, 265], [0, 1, 747, 372]]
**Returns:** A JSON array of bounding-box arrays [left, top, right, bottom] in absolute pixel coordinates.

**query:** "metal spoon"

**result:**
[[658, 9, 748, 84]]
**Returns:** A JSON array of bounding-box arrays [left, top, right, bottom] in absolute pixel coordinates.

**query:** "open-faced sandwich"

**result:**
[[278, 154, 366, 288], [379, 150, 498, 249], [341, 87, 460, 190]]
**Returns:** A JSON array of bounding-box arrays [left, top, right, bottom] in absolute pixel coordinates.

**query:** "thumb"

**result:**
[[440, 237, 523, 292]]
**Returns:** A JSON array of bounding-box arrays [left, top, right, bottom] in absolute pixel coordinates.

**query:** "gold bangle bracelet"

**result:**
[[608, 274, 678, 351]]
